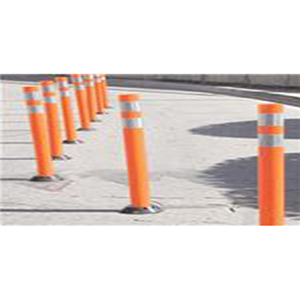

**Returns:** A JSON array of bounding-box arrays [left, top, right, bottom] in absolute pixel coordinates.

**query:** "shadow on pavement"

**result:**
[[80, 169, 166, 185], [199, 153, 300, 218], [189, 118, 300, 139], [80, 169, 198, 185]]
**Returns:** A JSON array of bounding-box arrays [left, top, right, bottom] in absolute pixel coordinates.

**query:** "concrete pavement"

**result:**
[[0, 81, 299, 225]]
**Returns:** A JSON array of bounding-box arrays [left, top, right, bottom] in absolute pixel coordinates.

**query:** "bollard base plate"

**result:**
[[63, 139, 84, 144], [52, 154, 72, 161], [77, 127, 96, 131], [91, 119, 102, 123], [30, 174, 64, 182], [121, 203, 163, 215]]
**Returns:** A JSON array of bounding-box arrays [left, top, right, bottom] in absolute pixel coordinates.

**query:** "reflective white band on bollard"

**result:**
[[122, 118, 143, 128], [258, 134, 284, 147], [258, 113, 284, 127], [120, 101, 141, 112]]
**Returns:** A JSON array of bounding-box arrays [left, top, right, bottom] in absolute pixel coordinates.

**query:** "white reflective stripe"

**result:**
[[58, 82, 69, 88], [122, 118, 143, 128], [85, 82, 95, 87], [28, 106, 44, 114], [44, 97, 57, 103], [42, 86, 53, 92], [258, 113, 284, 126], [259, 134, 284, 147], [59, 90, 71, 97], [24, 91, 37, 101], [120, 101, 141, 112], [71, 77, 83, 83]]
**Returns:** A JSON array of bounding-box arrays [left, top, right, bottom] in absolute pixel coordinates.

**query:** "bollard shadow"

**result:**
[[189, 118, 300, 139], [0, 208, 120, 213], [80, 169, 164, 185], [80, 169, 129, 185], [198, 153, 300, 218]]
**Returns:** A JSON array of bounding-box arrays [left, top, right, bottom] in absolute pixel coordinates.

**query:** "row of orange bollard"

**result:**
[[23, 79, 286, 220], [23, 74, 109, 182], [23, 77, 161, 215]]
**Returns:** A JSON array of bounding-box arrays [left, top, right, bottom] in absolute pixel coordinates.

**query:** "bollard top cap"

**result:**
[[119, 94, 140, 102], [23, 86, 38, 92], [71, 74, 82, 78], [258, 104, 284, 114], [55, 77, 68, 82], [41, 80, 54, 86]]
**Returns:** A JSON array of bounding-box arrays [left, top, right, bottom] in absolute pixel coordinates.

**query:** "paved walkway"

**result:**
[[1, 81, 299, 225]]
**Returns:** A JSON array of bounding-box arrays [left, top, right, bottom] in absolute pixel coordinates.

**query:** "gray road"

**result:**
[[1, 81, 299, 225]]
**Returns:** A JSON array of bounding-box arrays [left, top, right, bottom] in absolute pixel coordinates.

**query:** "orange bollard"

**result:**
[[258, 104, 285, 226], [83, 74, 99, 122], [23, 86, 62, 182], [99, 74, 110, 109], [70, 74, 93, 131], [119, 94, 162, 214], [94, 74, 105, 114], [55, 77, 83, 144], [41, 81, 71, 160]]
